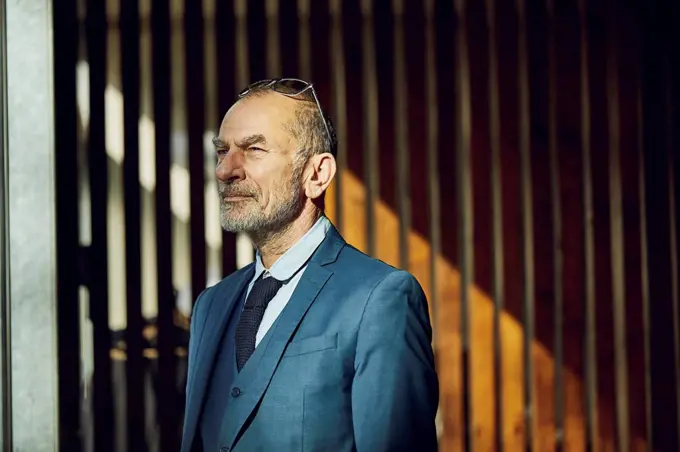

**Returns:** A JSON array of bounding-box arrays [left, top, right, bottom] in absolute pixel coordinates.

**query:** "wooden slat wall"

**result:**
[[53, 0, 680, 450]]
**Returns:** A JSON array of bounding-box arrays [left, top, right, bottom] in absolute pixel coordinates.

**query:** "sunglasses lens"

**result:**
[[272, 79, 310, 96]]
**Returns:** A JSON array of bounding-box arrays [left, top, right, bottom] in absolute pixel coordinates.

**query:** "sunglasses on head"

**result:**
[[238, 78, 333, 150]]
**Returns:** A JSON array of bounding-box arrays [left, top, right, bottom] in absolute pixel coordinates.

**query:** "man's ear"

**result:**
[[304, 153, 337, 200]]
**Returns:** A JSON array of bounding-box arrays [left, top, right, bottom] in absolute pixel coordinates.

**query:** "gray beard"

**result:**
[[219, 168, 305, 235]]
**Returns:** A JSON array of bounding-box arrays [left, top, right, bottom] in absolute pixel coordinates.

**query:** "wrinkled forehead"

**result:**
[[218, 93, 298, 148]]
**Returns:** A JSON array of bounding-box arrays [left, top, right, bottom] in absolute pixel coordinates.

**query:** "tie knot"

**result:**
[[246, 275, 283, 308]]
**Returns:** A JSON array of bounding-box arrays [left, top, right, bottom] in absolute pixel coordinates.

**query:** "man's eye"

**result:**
[[248, 147, 265, 152], [216, 149, 228, 156]]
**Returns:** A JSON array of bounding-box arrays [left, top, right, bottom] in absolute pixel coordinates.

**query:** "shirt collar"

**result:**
[[253, 216, 331, 282]]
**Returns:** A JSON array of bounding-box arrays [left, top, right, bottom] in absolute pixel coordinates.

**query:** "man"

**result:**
[[181, 78, 438, 452]]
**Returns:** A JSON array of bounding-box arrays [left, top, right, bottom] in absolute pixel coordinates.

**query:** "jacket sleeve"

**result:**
[[186, 288, 209, 392], [351, 270, 439, 451]]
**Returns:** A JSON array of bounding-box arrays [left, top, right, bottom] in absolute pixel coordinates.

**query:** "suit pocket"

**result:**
[[283, 333, 338, 357]]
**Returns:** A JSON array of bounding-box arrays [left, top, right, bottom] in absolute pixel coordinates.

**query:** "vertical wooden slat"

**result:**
[[636, 46, 653, 449], [466, 0, 497, 447], [424, 0, 440, 347], [434, 0, 462, 448], [185, 0, 207, 304], [373, 0, 398, 268], [454, 0, 473, 449], [247, 0, 266, 82], [265, 0, 281, 77], [392, 0, 409, 270], [516, 0, 536, 448], [235, 0, 250, 89], [86, 0, 114, 449], [120, 0, 145, 449], [605, 2, 629, 450], [329, 0, 346, 233], [214, 0, 237, 277], [666, 59, 680, 445], [578, 0, 598, 448], [279, 0, 299, 77], [361, 0, 378, 257], [53, 0, 82, 448], [485, 0, 504, 449], [334, 0, 365, 252], [297, 0, 311, 81], [641, 0, 679, 448], [151, 0, 178, 448], [546, 0, 564, 449]]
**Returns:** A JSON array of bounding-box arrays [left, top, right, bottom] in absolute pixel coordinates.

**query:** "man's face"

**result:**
[[215, 93, 306, 234]]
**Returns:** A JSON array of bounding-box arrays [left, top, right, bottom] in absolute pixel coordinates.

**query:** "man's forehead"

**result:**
[[218, 94, 297, 144]]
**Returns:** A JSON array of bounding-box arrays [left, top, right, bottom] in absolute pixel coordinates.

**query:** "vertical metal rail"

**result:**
[[546, 0, 564, 449], [424, 0, 440, 345], [151, 0, 178, 448], [361, 0, 378, 257], [454, 0, 474, 448], [578, 0, 597, 448], [86, 0, 114, 449], [186, 0, 207, 305], [120, 0, 146, 448], [485, 0, 504, 449], [516, 0, 535, 447], [329, 0, 346, 232], [52, 0, 82, 448], [393, 0, 409, 270], [605, 3, 629, 450]]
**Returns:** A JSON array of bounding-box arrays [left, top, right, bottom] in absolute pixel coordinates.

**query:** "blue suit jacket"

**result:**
[[181, 226, 439, 451]]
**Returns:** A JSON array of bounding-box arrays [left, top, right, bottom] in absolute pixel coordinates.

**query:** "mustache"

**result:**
[[218, 183, 258, 198]]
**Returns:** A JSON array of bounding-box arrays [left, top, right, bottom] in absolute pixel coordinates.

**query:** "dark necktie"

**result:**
[[235, 275, 283, 372]]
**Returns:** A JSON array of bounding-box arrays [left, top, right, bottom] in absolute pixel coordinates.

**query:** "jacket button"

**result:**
[[231, 387, 241, 397], [219, 447, 229, 452]]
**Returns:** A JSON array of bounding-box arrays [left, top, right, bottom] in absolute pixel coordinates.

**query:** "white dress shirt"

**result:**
[[245, 215, 331, 347]]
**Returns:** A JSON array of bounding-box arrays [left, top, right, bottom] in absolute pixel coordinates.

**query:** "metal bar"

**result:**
[[0, 0, 10, 448], [516, 0, 535, 448], [186, 0, 207, 305], [151, 0, 178, 448], [485, 0, 504, 448], [578, 0, 598, 448], [546, 0, 564, 449], [215, 0, 237, 277], [454, 0, 473, 448], [120, 0, 146, 449], [393, 0, 409, 270], [86, 0, 114, 449], [424, 0, 440, 348], [52, 0, 82, 448], [329, 0, 346, 232], [361, 0, 378, 257], [605, 4, 629, 450]]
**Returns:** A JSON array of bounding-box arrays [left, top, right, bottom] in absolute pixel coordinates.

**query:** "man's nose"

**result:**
[[216, 151, 245, 182]]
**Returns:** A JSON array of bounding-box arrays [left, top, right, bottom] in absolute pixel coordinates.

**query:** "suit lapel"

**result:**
[[222, 228, 345, 449], [182, 266, 253, 452]]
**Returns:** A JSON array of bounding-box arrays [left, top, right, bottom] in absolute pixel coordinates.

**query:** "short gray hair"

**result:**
[[240, 84, 338, 163]]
